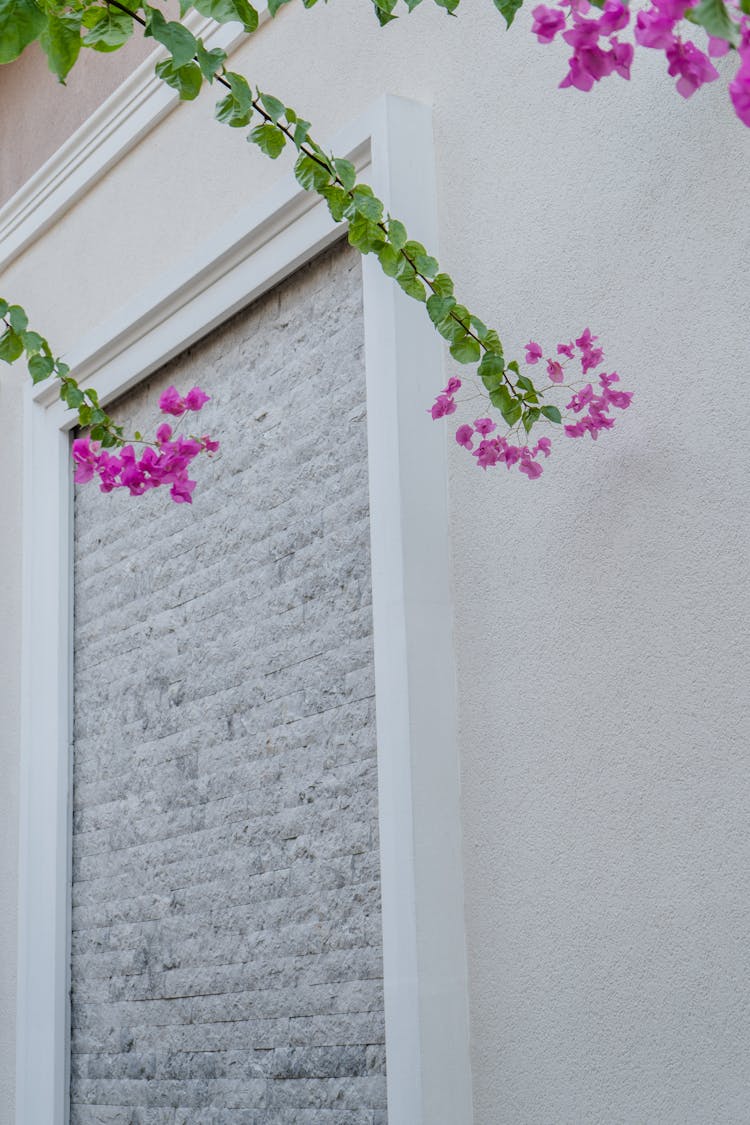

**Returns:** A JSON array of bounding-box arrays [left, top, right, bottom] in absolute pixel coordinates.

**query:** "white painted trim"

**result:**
[[18, 96, 473, 1125], [0, 6, 267, 272]]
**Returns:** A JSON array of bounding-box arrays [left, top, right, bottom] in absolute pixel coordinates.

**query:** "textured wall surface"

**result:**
[[70, 241, 387, 1124], [0, 367, 22, 1125], [3, 2, 750, 1121]]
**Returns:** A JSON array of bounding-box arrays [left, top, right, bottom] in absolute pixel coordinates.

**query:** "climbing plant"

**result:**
[[1, 0, 746, 496]]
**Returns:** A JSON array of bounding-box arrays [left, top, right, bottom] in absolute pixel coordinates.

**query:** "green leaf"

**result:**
[[435, 312, 466, 345], [21, 329, 44, 352], [469, 314, 488, 339], [483, 328, 504, 355], [377, 243, 402, 277], [333, 158, 356, 191], [348, 214, 386, 254], [522, 407, 541, 434], [268, 0, 293, 12], [294, 153, 332, 191], [292, 118, 311, 149], [541, 404, 562, 424], [195, 40, 226, 81], [397, 273, 427, 302], [320, 184, 349, 222], [351, 185, 384, 222], [28, 353, 54, 382], [214, 70, 253, 124], [492, 0, 524, 27], [39, 10, 81, 82], [687, 0, 739, 42], [0, 329, 23, 363], [516, 374, 535, 393], [478, 351, 505, 391], [431, 272, 454, 298], [414, 253, 439, 278], [249, 122, 286, 157], [146, 7, 198, 68], [259, 91, 285, 122], [426, 294, 456, 325], [388, 219, 407, 249], [403, 239, 426, 259], [193, 0, 259, 30], [371, 0, 398, 24], [0, 0, 44, 64], [82, 6, 133, 52], [156, 57, 202, 100], [490, 385, 523, 425], [8, 305, 27, 333], [62, 383, 85, 409], [0, 299, 7, 318], [450, 335, 481, 364]]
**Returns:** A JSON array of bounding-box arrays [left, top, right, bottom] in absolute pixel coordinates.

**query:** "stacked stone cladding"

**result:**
[[70, 241, 387, 1124]]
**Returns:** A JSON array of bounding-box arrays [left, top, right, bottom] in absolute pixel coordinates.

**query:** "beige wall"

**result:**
[[0, 35, 151, 206], [1, 4, 749, 1122]]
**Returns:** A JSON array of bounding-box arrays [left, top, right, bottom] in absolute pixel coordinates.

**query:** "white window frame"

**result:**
[[17, 93, 473, 1125]]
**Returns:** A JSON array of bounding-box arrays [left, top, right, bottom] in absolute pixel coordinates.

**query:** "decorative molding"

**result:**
[[0, 6, 266, 273], [18, 96, 473, 1125]]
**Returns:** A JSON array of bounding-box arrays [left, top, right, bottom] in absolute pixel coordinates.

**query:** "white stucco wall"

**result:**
[[0, 369, 21, 1125], [1, 3, 748, 1121]]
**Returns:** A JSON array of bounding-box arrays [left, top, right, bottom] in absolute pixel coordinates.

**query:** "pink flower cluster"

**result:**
[[457, 419, 553, 479], [564, 370, 634, 438], [71, 385, 218, 504], [531, 0, 750, 127], [429, 328, 632, 480], [428, 376, 462, 418]]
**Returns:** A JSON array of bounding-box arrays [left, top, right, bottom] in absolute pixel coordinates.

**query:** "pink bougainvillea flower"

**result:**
[[473, 438, 502, 470], [707, 35, 731, 58], [519, 456, 544, 479], [597, 0, 630, 36], [156, 422, 173, 444], [534, 436, 553, 457], [557, 341, 576, 359], [159, 386, 186, 416], [429, 394, 457, 419], [567, 383, 595, 412], [547, 359, 565, 383], [581, 345, 604, 372], [575, 327, 598, 349], [611, 38, 634, 78], [634, 8, 677, 49], [184, 386, 210, 411], [71, 436, 99, 484], [444, 376, 462, 394], [474, 417, 497, 435], [730, 29, 750, 125], [730, 67, 750, 126], [525, 341, 543, 364], [666, 39, 719, 98], [532, 4, 567, 42], [170, 478, 197, 504], [202, 436, 221, 453], [455, 424, 475, 448]]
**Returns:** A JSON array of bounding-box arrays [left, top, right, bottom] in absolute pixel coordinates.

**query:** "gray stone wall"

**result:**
[[70, 241, 387, 1124]]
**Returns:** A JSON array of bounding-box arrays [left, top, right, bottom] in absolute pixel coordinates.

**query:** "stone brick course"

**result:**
[[71, 241, 387, 1123]]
